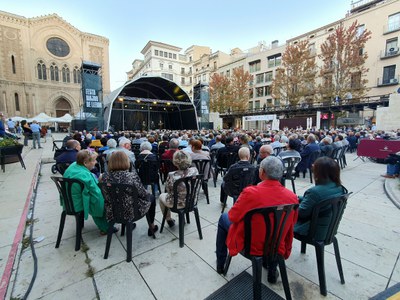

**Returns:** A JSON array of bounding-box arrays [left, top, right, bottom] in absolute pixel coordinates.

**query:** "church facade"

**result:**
[[0, 11, 110, 118]]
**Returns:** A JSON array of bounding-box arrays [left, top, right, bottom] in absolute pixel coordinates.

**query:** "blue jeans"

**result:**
[[32, 132, 41, 148], [216, 213, 232, 268], [387, 163, 400, 176]]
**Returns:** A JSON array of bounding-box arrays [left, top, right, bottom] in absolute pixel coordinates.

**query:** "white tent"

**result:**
[[10, 116, 26, 122], [27, 112, 52, 123], [60, 113, 73, 122]]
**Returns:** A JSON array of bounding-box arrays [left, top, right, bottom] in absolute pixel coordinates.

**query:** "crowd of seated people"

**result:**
[[53, 124, 397, 285]]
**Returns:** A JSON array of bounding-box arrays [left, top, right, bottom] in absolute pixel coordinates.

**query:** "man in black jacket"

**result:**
[[220, 147, 257, 205]]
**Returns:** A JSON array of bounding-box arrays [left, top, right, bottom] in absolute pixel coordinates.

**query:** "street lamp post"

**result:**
[[118, 95, 125, 131]]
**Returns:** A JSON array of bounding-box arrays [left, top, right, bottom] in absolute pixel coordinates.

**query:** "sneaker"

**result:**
[[267, 269, 279, 284]]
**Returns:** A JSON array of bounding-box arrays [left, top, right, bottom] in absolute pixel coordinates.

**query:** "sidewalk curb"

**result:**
[[383, 178, 400, 209], [0, 161, 40, 299]]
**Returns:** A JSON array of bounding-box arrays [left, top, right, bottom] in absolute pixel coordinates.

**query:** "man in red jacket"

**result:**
[[215, 156, 299, 283]]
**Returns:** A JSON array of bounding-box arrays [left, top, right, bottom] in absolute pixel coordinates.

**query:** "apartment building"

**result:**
[[287, 0, 399, 100], [0, 11, 110, 118]]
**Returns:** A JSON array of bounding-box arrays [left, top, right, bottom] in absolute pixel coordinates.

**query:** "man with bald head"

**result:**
[[220, 147, 257, 206], [257, 144, 273, 164], [55, 139, 81, 164]]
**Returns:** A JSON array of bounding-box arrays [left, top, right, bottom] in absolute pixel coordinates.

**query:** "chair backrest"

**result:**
[[224, 166, 256, 197], [51, 176, 84, 215], [171, 174, 203, 212], [55, 162, 71, 175], [281, 156, 301, 178], [192, 159, 212, 180], [97, 153, 107, 173], [135, 158, 160, 185], [210, 149, 218, 167], [304, 192, 351, 244], [131, 144, 141, 158], [273, 147, 283, 156], [217, 151, 239, 169], [242, 204, 299, 259], [330, 147, 341, 160], [98, 182, 144, 223], [158, 143, 169, 157]]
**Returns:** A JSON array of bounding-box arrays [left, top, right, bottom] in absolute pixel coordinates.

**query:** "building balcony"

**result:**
[[377, 75, 399, 87], [380, 47, 400, 59]]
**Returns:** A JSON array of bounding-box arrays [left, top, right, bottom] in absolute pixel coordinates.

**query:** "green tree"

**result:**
[[318, 20, 371, 102], [271, 40, 317, 106]]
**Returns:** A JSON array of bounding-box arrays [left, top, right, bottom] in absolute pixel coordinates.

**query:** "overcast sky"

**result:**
[[2, 0, 352, 90]]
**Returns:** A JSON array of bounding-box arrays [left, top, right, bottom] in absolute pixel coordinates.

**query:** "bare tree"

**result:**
[[318, 20, 371, 102], [271, 40, 317, 107]]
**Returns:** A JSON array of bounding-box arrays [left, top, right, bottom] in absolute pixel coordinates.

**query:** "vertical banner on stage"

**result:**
[[316, 111, 321, 129], [80, 61, 103, 130]]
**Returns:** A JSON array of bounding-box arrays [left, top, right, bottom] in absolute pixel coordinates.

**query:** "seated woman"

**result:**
[[294, 156, 347, 240], [159, 151, 199, 227], [190, 139, 212, 179], [63, 149, 109, 234], [100, 151, 158, 236]]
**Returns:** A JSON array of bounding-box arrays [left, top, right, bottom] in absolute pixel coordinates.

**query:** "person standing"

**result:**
[[21, 120, 32, 146], [7, 118, 16, 134], [30, 120, 42, 149]]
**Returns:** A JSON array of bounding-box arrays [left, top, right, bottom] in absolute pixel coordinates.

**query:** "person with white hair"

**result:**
[[215, 156, 299, 283], [108, 137, 135, 166]]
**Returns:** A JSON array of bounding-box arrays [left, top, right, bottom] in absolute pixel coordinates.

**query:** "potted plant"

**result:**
[[0, 137, 25, 172]]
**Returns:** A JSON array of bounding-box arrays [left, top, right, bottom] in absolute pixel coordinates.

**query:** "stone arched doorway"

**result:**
[[55, 98, 71, 117]]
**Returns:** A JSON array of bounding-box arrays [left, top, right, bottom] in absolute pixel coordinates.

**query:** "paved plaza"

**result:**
[[0, 133, 399, 299]]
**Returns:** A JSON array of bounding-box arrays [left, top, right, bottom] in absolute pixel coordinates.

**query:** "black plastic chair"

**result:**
[[131, 143, 141, 158], [135, 158, 161, 197], [214, 151, 238, 187], [223, 204, 299, 300], [221, 166, 256, 213], [160, 159, 177, 184], [55, 162, 71, 175], [159, 175, 203, 248], [280, 156, 301, 193], [51, 176, 84, 251], [303, 150, 321, 183], [294, 192, 351, 296], [192, 159, 212, 204], [99, 182, 149, 262]]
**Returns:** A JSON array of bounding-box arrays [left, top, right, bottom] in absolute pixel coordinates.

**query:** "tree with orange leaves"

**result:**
[[318, 20, 371, 102]]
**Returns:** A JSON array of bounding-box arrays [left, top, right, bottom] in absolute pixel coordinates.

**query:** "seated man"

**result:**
[[220, 147, 257, 205], [55, 139, 81, 164], [216, 156, 299, 283], [381, 151, 400, 178]]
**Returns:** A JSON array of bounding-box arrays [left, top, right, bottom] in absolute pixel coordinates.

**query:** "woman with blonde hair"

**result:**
[[159, 151, 198, 227]]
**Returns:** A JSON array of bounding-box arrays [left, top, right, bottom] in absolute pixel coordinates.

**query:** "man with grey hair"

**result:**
[[114, 137, 135, 165], [215, 156, 299, 284], [161, 138, 179, 160]]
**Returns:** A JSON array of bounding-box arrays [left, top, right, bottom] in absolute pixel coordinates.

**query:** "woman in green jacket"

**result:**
[[294, 157, 347, 240], [63, 150, 109, 233]]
